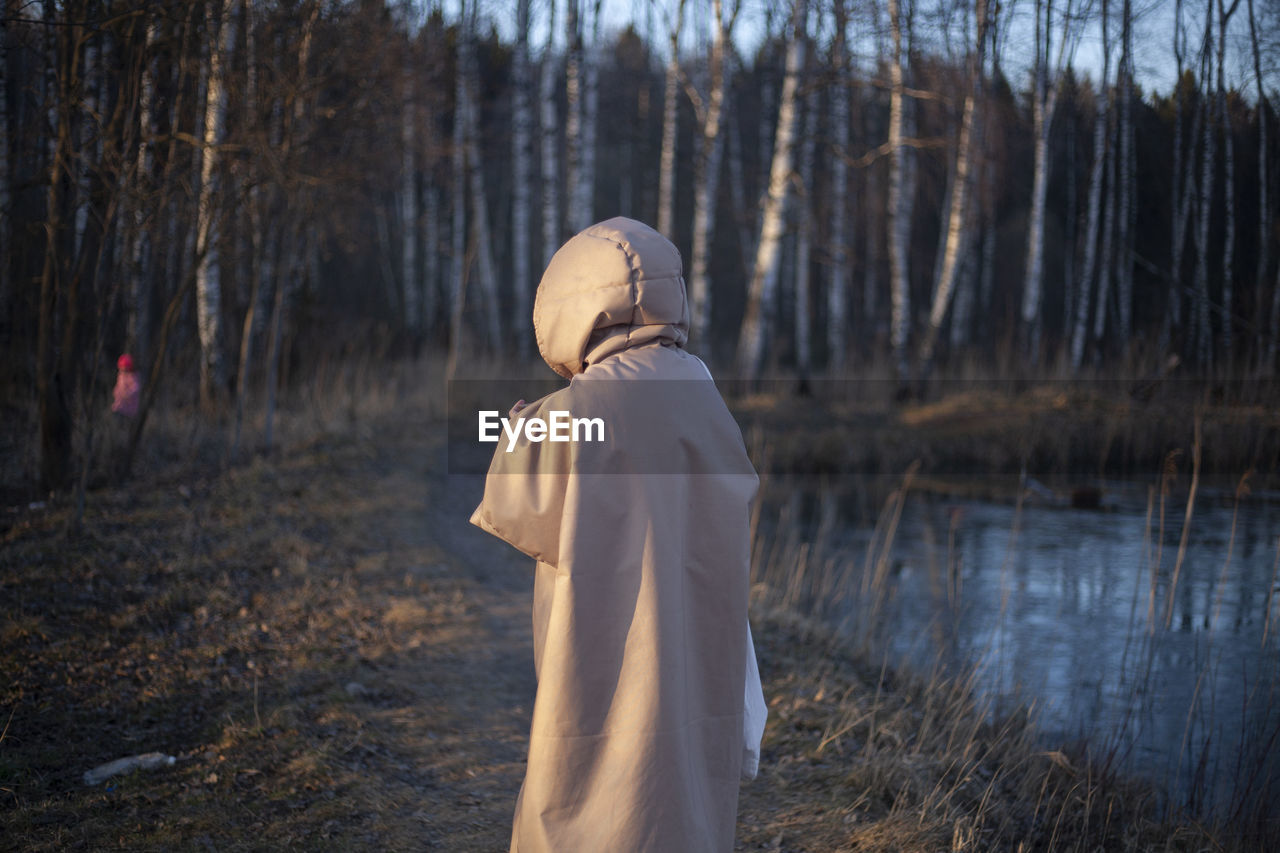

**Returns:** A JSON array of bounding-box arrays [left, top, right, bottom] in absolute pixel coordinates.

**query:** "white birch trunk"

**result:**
[[569, 0, 601, 232], [195, 0, 235, 406], [735, 0, 805, 380], [540, 0, 560, 265], [449, 8, 468, 360], [563, 0, 583, 234], [919, 0, 987, 374], [950, 220, 978, 351], [1019, 68, 1053, 355], [1072, 0, 1111, 370], [1192, 1, 1215, 366], [1093, 90, 1119, 346], [756, 60, 774, 244], [1163, 0, 1187, 354], [827, 8, 850, 373], [512, 0, 533, 348], [1019, 0, 1077, 360], [657, 0, 686, 238], [688, 0, 736, 346], [1115, 0, 1135, 347], [128, 20, 157, 362], [887, 0, 912, 378], [447, 4, 500, 355]]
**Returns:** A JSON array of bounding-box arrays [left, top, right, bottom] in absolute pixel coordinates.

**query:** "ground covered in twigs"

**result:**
[[1, 402, 1232, 851]]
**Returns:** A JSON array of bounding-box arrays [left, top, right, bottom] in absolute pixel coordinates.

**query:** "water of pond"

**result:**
[[809, 480, 1280, 815]]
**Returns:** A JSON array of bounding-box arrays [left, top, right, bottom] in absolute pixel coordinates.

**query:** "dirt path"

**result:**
[[2, 413, 545, 851], [351, 433, 538, 850]]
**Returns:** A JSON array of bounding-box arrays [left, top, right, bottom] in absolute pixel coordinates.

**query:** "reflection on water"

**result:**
[[813, 481, 1280, 816]]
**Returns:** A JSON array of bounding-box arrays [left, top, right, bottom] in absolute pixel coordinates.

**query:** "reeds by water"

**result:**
[[747, 449, 1279, 850]]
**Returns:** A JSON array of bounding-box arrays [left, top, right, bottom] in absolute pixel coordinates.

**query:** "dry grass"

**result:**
[[728, 378, 1280, 489], [737, 601, 1227, 852]]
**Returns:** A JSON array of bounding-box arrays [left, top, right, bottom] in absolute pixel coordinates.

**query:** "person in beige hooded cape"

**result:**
[[470, 217, 763, 852]]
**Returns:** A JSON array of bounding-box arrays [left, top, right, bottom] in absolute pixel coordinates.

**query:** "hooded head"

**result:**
[[533, 217, 689, 378]]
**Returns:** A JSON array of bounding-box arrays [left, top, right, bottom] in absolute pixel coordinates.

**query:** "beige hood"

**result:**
[[533, 216, 690, 378]]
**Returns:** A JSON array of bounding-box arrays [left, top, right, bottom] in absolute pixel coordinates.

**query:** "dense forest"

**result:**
[[3, 0, 1279, 492]]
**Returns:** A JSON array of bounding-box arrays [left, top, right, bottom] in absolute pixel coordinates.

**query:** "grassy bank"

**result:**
[[728, 377, 1280, 493], [739, 601, 1223, 851], [2, 370, 1254, 851]]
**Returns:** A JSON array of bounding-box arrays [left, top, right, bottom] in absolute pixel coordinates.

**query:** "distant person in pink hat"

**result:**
[[112, 354, 141, 418]]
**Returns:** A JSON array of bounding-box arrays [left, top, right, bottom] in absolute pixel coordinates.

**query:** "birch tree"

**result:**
[[512, 0, 533, 347], [1092, 80, 1119, 350], [917, 0, 988, 375], [1162, 0, 1197, 355], [449, 10, 468, 363], [827, 0, 851, 372], [887, 0, 913, 378], [1019, 0, 1079, 360], [540, 0, 560, 265], [128, 19, 158, 365], [949, 204, 980, 352], [569, 0, 602, 232], [1070, 0, 1110, 369], [1114, 0, 1134, 348], [657, 0, 686, 238], [736, 0, 806, 380], [448, 0, 500, 358], [563, 0, 583, 234], [194, 0, 236, 409], [688, 0, 740, 346], [1192, 0, 1216, 366]]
